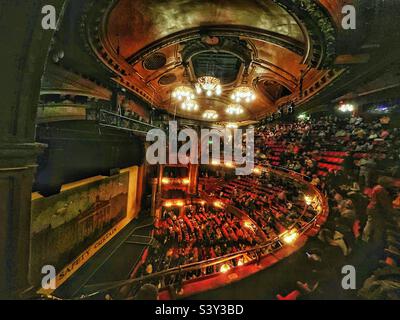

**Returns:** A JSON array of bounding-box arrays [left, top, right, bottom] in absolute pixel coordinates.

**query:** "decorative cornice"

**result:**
[[271, 0, 337, 68], [80, 0, 310, 105], [180, 37, 253, 67], [80, 0, 338, 117], [41, 64, 112, 100], [0, 143, 47, 169], [126, 26, 305, 65]]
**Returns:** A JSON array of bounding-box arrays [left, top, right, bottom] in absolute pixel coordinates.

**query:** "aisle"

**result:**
[[54, 216, 154, 299]]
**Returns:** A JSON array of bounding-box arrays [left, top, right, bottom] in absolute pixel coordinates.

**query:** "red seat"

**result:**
[[276, 290, 301, 300]]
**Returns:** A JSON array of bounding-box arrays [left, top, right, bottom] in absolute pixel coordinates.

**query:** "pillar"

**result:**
[[188, 164, 199, 195], [150, 178, 158, 217], [0, 0, 66, 298]]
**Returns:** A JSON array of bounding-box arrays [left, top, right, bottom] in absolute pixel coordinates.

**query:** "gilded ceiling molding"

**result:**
[[254, 75, 297, 94], [252, 60, 299, 86], [284, 68, 346, 109], [180, 37, 253, 68], [81, 0, 159, 106], [80, 0, 312, 111], [80, 0, 339, 119], [83, 0, 337, 77], [126, 26, 305, 65], [271, 0, 337, 68]]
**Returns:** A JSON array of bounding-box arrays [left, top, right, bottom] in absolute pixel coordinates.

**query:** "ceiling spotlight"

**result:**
[[181, 99, 199, 111], [172, 86, 195, 101], [202, 110, 218, 120], [226, 104, 244, 115], [231, 86, 256, 103]]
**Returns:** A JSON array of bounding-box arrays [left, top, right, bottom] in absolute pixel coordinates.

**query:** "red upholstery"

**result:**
[[276, 290, 301, 300]]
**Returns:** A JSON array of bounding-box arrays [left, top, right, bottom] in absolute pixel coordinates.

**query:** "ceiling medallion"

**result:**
[[172, 85, 195, 101], [231, 86, 256, 103], [196, 76, 222, 97], [202, 110, 218, 120], [226, 104, 244, 115], [200, 35, 220, 46], [181, 99, 199, 112]]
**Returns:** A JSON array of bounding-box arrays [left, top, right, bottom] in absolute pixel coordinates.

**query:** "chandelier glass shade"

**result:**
[[181, 99, 199, 111], [231, 86, 256, 103], [196, 76, 222, 96], [172, 85, 195, 101], [338, 103, 354, 113], [226, 123, 238, 129], [226, 104, 244, 115], [202, 110, 218, 120]]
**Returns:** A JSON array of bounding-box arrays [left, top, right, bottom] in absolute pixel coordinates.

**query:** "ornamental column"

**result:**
[[0, 0, 66, 298]]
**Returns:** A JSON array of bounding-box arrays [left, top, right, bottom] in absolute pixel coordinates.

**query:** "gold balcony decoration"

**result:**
[[280, 229, 299, 245], [196, 76, 222, 97], [202, 109, 218, 120], [226, 103, 244, 115], [231, 86, 256, 103], [181, 99, 199, 111], [172, 85, 195, 101]]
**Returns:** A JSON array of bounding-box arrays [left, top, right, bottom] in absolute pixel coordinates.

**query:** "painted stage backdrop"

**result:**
[[30, 172, 129, 283]]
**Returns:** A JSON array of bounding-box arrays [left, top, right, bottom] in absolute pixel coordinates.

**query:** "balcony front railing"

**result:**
[[95, 109, 160, 135]]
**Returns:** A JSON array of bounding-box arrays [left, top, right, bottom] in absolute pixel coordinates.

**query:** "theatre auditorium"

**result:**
[[1, 0, 400, 300]]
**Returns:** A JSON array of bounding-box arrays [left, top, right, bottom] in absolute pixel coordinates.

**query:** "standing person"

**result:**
[[362, 177, 394, 244], [358, 154, 376, 189], [343, 151, 356, 177]]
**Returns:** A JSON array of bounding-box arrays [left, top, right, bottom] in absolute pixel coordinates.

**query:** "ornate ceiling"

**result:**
[[82, 0, 345, 122]]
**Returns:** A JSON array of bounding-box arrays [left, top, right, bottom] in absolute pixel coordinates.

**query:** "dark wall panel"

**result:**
[[34, 121, 144, 195]]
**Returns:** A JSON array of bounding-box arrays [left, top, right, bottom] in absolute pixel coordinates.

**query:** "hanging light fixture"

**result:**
[[196, 76, 222, 97], [226, 103, 244, 115], [195, 55, 222, 97], [202, 109, 218, 120], [225, 123, 238, 129], [231, 86, 256, 103], [181, 99, 199, 111], [172, 85, 195, 101], [338, 103, 355, 113]]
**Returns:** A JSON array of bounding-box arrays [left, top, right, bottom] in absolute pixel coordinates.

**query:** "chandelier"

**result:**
[[226, 104, 244, 115], [226, 123, 238, 129], [181, 99, 199, 111], [202, 110, 218, 120], [172, 85, 195, 101], [338, 103, 354, 113], [231, 86, 256, 103], [196, 76, 222, 96]]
